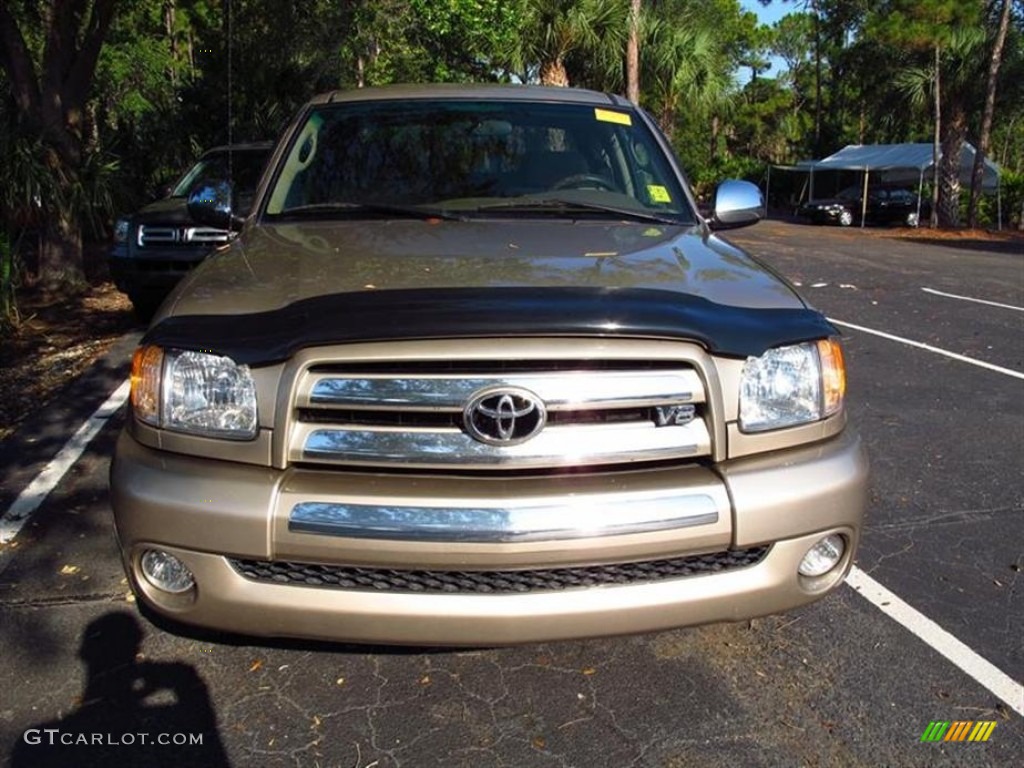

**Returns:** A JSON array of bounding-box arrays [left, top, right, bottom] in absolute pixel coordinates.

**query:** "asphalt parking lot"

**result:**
[[0, 219, 1020, 767]]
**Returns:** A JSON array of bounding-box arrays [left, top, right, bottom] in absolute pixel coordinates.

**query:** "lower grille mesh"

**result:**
[[228, 547, 769, 594]]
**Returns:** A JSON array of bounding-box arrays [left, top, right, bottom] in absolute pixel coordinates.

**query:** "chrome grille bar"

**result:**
[[138, 225, 178, 246], [288, 493, 719, 542], [187, 226, 231, 243], [293, 420, 710, 469], [303, 370, 703, 411], [138, 225, 230, 247]]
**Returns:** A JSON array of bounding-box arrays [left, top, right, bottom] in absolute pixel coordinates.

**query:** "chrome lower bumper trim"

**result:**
[[288, 493, 719, 543]]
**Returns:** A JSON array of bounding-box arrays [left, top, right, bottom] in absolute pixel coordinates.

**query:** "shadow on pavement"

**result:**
[[11, 611, 230, 767]]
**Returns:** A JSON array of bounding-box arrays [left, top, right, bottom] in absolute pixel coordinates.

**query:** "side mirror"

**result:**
[[187, 179, 245, 231], [709, 180, 764, 230]]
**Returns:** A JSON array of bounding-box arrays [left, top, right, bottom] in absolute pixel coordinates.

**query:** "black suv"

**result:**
[[109, 142, 272, 319]]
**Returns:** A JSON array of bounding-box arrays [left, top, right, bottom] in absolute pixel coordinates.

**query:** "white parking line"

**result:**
[[847, 567, 1024, 716], [0, 379, 130, 545], [829, 318, 1024, 380], [922, 287, 1024, 312], [836, 313, 1024, 714]]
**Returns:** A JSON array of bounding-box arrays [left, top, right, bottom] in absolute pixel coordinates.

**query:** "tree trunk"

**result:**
[[165, 1, 177, 87], [626, 0, 641, 104], [931, 44, 941, 228], [539, 58, 570, 87], [709, 115, 719, 163], [937, 109, 967, 228], [812, 0, 822, 156], [0, 0, 116, 293], [967, 0, 1011, 229], [39, 210, 85, 295], [659, 105, 676, 141]]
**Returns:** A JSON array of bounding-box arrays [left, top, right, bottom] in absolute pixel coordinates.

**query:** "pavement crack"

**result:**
[[868, 504, 1021, 532], [862, 540, 915, 575], [0, 591, 127, 608]]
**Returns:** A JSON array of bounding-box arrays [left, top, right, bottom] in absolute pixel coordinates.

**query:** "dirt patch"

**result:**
[[769, 216, 1024, 243], [849, 226, 1024, 257], [0, 283, 138, 442], [878, 226, 1023, 243]]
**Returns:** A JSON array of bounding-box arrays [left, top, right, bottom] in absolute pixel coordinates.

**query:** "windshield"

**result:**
[[264, 100, 694, 223], [172, 148, 270, 205], [835, 187, 863, 202]]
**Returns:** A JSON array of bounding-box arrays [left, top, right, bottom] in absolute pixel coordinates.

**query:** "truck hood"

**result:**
[[169, 220, 802, 313], [133, 197, 192, 226], [149, 220, 833, 363]]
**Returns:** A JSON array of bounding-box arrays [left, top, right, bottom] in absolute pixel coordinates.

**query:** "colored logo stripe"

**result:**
[[969, 721, 997, 742], [921, 720, 997, 742], [945, 721, 972, 741], [921, 721, 949, 742]]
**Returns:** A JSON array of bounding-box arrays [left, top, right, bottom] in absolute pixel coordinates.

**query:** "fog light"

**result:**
[[798, 534, 845, 577], [140, 549, 195, 593]]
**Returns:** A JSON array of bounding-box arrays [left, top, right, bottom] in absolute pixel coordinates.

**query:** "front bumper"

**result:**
[[108, 244, 208, 294], [110, 428, 868, 645], [799, 207, 843, 224]]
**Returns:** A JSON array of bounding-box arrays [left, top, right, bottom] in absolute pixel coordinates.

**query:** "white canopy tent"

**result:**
[[768, 142, 1003, 228]]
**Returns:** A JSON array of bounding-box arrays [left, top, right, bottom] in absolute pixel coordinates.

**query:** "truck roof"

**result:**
[[312, 83, 632, 108]]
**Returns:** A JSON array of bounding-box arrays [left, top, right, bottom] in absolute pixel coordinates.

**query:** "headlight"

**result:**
[[739, 338, 845, 432], [130, 345, 258, 439], [113, 217, 131, 243]]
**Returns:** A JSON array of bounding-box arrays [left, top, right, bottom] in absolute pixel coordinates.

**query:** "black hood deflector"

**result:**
[[144, 287, 837, 365]]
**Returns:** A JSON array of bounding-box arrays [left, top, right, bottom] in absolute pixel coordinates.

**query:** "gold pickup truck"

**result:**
[[110, 85, 868, 645]]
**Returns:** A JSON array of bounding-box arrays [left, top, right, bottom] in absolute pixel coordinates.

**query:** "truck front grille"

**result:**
[[289, 360, 711, 471], [137, 225, 231, 247], [228, 547, 769, 594]]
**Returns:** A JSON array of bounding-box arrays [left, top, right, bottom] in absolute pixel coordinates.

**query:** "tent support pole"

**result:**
[[766, 164, 772, 218], [861, 169, 869, 228], [997, 177, 1002, 231], [916, 170, 924, 225], [809, 168, 815, 201]]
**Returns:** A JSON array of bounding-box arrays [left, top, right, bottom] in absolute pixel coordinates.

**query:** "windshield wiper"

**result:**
[[277, 202, 465, 221], [471, 198, 686, 225]]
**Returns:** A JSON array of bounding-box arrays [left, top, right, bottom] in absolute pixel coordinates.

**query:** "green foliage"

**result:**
[[1000, 169, 1024, 229], [690, 156, 768, 201], [0, 119, 119, 241], [730, 77, 809, 164], [332, 0, 524, 86], [867, 0, 982, 52], [509, 0, 628, 86], [4, 0, 1024, 276], [408, 0, 524, 81]]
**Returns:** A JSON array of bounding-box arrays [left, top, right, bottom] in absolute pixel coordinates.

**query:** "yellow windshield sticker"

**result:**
[[647, 185, 672, 203], [594, 108, 632, 126]]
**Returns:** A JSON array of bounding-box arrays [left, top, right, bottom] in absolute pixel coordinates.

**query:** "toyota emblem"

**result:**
[[463, 388, 547, 445]]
